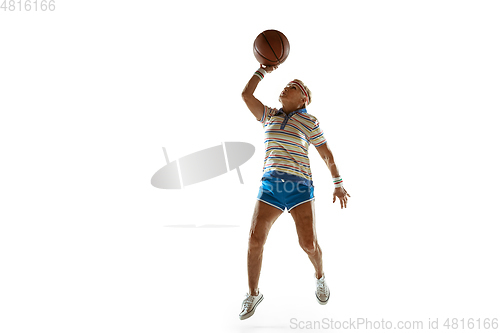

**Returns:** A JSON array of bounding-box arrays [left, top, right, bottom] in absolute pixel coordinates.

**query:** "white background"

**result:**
[[1, 0, 499, 332]]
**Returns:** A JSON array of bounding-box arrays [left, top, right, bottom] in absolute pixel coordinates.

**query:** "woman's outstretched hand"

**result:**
[[333, 187, 350, 209], [260, 64, 279, 73]]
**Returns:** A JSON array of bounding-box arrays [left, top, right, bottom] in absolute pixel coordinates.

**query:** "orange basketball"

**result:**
[[253, 30, 290, 66]]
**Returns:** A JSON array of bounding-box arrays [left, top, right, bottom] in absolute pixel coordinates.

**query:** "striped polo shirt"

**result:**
[[258, 105, 327, 184]]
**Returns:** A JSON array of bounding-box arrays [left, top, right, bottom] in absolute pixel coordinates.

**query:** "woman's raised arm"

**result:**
[[241, 65, 278, 121]]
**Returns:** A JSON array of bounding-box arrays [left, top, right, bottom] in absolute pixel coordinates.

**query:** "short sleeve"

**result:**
[[310, 119, 327, 147], [258, 106, 279, 127]]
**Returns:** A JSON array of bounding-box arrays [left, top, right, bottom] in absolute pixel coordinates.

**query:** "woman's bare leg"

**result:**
[[247, 200, 283, 296], [290, 200, 324, 279]]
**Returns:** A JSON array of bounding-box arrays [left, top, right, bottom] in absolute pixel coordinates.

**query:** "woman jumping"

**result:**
[[239, 64, 350, 320]]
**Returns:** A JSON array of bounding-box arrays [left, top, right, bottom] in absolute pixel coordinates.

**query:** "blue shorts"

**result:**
[[257, 176, 315, 213]]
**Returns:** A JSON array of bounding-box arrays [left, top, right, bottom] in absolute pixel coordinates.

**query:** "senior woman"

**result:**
[[239, 65, 350, 320]]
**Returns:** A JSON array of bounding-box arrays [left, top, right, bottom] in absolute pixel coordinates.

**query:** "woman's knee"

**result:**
[[248, 213, 275, 250], [299, 239, 319, 254], [248, 228, 268, 250]]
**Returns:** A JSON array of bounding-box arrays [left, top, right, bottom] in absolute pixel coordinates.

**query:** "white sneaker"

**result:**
[[239, 292, 264, 320], [315, 274, 330, 305]]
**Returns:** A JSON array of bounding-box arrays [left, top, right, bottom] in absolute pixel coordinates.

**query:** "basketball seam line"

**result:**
[[262, 32, 280, 64], [255, 49, 277, 63], [277, 33, 284, 64]]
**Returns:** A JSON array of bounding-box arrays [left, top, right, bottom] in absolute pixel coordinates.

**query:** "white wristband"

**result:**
[[254, 68, 266, 80], [333, 176, 343, 188]]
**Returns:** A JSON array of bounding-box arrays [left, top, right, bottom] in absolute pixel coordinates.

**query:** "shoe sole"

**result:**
[[239, 294, 264, 320]]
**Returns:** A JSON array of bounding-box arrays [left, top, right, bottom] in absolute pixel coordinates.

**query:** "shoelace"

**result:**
[[242, 294, 255, 310], [317, 280, 328, 295]]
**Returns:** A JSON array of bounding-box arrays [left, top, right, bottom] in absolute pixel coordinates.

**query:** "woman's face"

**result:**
[[279, 83, 305, 106]]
